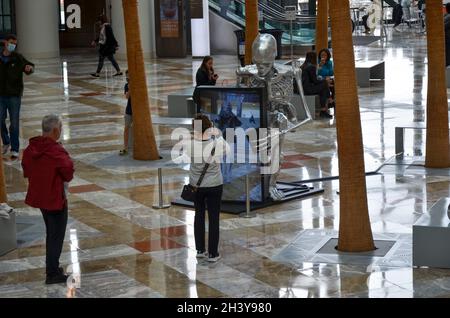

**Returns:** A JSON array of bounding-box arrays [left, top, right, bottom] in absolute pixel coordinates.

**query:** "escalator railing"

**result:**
[[383, 0, 398, 8], [209, 0, 398, 47], [209, 0, 317, 46]]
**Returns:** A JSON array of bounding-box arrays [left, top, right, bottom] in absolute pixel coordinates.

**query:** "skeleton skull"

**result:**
[[252, 33, 277, 77]]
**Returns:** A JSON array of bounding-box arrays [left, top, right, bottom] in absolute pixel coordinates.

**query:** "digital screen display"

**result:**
[[196, 87, 268, 202]]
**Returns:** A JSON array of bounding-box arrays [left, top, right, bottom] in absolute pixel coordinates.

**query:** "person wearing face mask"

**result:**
[[0, 34, 34, 159], [22, 114, 74, 285]]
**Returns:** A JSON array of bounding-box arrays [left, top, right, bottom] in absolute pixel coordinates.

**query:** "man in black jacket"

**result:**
[[0, 34, 34, 159], [90, 15, 122, 78]]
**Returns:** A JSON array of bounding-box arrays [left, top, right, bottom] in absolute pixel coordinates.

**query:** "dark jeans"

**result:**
[[96, 54, 121, 74], [194, 185, 223, 256], [304, 82, 330, 109], [41, 206, 68, 276], [0, 96, 21, 152]]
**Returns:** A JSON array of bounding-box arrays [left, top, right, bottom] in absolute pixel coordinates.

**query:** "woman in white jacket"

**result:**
[[186, 114, 230, 263]]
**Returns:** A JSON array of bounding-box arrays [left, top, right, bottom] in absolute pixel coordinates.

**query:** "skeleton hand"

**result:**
[[269, 186, 285, 201]]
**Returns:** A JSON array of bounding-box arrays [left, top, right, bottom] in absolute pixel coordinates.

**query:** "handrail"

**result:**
[[383, 0, 398, 8], [265, 0, 285, 13], [208, 0, 317, 45], [231, 0, 317, 24]]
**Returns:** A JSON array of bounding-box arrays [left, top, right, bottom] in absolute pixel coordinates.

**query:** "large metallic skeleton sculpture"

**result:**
[[236, 33, 312, 201]]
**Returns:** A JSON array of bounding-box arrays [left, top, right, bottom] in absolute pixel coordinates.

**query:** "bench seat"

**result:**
[[413, 197, 450, 268], [0, 211, 16, 257], [395, 123, 450, 157], [168, 88, 196, 118], [355, 60, 385, 87]]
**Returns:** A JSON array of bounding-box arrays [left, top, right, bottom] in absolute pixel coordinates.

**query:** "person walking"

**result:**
[[90, 15, 122, 78], [0, 34, 34, 159], [186, 114, 230, 262], [22, 114, 74, 284]]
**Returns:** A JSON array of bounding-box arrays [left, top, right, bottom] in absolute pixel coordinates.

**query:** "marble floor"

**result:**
[[1, 28, 450, 298]]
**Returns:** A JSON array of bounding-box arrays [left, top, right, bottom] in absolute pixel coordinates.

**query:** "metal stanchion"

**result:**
[[240, 174, 256, 218], [153, 168, 171, 209]]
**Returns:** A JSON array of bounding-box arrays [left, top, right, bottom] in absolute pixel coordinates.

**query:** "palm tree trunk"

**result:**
[[315, 0, 328, 53], [330, 0, 375, 252], [122, 0, 160, 160], [425, 1, 450, 168], [245, 0, 259, 65], [0, 141, 6, 203]]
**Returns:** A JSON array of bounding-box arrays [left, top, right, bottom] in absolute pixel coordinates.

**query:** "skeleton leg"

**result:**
[[268, 126, 286, 201]]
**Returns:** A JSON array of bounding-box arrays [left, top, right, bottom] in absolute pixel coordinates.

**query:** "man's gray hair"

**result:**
[[42, 114, 61, 133]]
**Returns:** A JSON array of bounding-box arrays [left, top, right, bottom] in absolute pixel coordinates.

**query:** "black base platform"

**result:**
[[172, 183, 324, 214]]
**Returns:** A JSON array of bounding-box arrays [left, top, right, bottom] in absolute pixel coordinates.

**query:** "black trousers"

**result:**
[[194, 185, 223, 256], [96, 54, 121, 74], [40, 206, 68, 276], [304, 82, 330, 109]]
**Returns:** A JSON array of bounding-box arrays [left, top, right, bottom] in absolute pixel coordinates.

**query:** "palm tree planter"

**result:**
[[315, 0, 329, 52], [122, 0, 160, 161], [425, 1, 450, 168], [330, 0, 375, 252], [245, 0, 259, 65]]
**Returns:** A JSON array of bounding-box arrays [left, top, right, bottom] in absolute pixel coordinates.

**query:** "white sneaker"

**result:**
[[2, 144, 9, 155], [0, 203, 13, 213], [207, 254, 222, 263], [0, 203, 12, 219], [196, 251, 208, 259], [0, 210, 9, 219], [10, 151, 19, 159]]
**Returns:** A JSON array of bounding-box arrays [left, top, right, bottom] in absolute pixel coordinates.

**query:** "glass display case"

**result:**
[[195, 86, 271, 203]]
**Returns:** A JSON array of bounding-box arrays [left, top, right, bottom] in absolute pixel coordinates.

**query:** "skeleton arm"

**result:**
[[236, 65, 258, 87], [292, 61, 313, 127]]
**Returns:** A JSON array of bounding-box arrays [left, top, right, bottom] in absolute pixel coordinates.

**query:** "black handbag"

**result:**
[[181, 144, 216, 202]]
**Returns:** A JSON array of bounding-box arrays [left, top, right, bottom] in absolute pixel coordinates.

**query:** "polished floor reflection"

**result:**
[[1, 29, 450, 298]]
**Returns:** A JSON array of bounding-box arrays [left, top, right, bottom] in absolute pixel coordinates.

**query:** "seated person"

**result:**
[[193, 56, 218, 105], [318, 48, 335, 108], [318, 48, 334, 78], [300, 51, 333, 119]]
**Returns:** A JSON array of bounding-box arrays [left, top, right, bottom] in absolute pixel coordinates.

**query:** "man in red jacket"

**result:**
[[22, 114, 74, 284]]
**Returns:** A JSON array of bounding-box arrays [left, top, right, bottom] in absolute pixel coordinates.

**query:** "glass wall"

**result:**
[[0, 0, 14, 35], [209, 0, 317, 46]]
